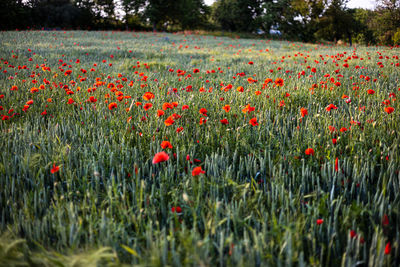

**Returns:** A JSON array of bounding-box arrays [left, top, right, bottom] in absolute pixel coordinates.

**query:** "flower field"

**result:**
[[0, 31, 399, 266]]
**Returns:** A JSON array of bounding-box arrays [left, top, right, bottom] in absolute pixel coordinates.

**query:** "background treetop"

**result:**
[[1, 0, 400, 45]]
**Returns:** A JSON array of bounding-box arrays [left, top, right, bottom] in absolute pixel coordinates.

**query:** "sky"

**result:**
[[204, 0, 377, 10]]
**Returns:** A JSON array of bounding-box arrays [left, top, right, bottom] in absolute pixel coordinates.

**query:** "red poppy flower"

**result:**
[[182, 105, 189, 110], [275, 78, 284, 87], [367, 89, 375, 95], [384, 242, 391, 255], [143, 103, 153, 111], [242, 104, 255, 114], [162, 102, 174, 110], [108, 102, 117, 110], [326, 104, 338, 112], [192, 166, 205, 176], [164, 116, 175, 126], [222, 105, 231, 112], [328, 126, 337, 133], [153, 110, 163, 118], [350, 230, 357, 238], [142, 92, 154, 101], [247, 77, 256, 84], [316, 219, 324, 225], [161, 141, 173, 149], [171, 206, 182, 213], [199, 117, 207, 125], [249, 117, 258, 126], [384, 107, 394, 114], [89, 96, 97, 103], [300, 108, 308, 117], [305, 148, 314, 156], [68, 98, 75, 104], [264, 78, 272, 84], [199, 108, 208, 116], [335, 157, 339, 172], [152, 151, 169, 164], [220, 118, 229, 125], [51, 164, 60, 174]]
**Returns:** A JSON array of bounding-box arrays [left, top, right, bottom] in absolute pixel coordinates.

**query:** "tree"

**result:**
[[74, 0, 97, 29], [24, 0, 84, 29], [142, 0, 208, 31], [351, 8, 376, 44], [0, 0, 31, 30], [144, 0, 173, 31], [370, 0, 400, 44], [212, 0, 262, 32], [256, 0, 301, 38], [291, 0, 325, 42], [95, 0, 115, 18], [257, 0, 284, 33], [92, 0, 116, 27], [176, 0, 210, 30], [314, 0, 355, 44], [121, 0, 146, 29]]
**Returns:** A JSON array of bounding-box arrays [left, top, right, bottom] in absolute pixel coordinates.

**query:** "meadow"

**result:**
[[0, 31, 399, 266]]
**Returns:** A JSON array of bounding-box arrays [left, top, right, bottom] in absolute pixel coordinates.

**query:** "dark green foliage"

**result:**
[[350, 8, 376, 45], [212, 0, 262, 32], [290, 0, 325, 42], [0, 0, 32, 30], [143, 0, 209, 31], [314, 0, 354, 43], [176, 0, 210, 30], [369, 0, 400, 45]]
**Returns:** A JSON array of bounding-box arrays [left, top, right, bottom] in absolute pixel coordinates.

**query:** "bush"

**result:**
[[392, 28, 400, 45]]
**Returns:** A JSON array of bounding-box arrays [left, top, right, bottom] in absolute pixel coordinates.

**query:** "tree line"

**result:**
[[1, 0, 400, 45]]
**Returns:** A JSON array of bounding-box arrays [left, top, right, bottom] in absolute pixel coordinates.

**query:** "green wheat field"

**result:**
[[0, 31, 399, 266]]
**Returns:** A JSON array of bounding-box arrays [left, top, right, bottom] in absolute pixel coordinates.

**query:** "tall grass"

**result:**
[[0, 30, 399, 266]]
